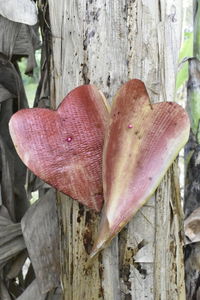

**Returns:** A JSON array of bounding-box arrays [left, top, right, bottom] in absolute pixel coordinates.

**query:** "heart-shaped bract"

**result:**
[[9, 85, 109, 211], [90, 79, 190, 256]]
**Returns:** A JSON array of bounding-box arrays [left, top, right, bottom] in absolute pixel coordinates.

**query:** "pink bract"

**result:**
[[9, 85, 109, 212], [91, 79, 190, 256]]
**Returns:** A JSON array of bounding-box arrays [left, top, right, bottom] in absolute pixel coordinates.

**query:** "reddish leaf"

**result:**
[[9, 85, 109, 211], [91, 79, 190, 256]]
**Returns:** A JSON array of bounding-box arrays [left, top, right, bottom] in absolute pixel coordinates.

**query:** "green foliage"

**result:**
[[179, 32, 193, 61], [18, 50, 41, 107], [188, 89, 200, 143], [176, 32, 193, 91], [194, 0, 200, 59]]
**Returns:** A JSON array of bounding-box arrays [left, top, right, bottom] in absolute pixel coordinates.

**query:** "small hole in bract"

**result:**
[[66, 137, 72, 142]]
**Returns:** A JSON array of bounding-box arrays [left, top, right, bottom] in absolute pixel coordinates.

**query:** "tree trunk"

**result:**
[[48, 1, 185, 299], [184, 1, 200, 298]]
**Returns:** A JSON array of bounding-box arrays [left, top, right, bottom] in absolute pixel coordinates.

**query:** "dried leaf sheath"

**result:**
[[9, 85, 109, 211], [91, 79, 190, 256]]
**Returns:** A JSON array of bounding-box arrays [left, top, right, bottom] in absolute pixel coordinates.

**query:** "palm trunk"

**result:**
[[184, 0, 200, 298], [48, 1, 185, 299]]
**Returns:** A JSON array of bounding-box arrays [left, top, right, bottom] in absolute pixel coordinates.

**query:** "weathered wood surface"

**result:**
[[48, 0, 184, 299], [21, 189, 60, 294]]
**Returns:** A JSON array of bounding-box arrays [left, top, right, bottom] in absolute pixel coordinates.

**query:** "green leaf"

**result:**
[[176, 61, 189, 90], [176, 32, 193, 91], [179, 32, 193, 62]]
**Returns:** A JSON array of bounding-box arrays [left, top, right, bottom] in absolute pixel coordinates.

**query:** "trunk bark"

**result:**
[[48, 1, 185, 299], [184, 1, 200, 298]]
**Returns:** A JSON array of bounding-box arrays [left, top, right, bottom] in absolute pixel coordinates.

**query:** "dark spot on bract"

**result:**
[[66, 137, 72, 142]]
